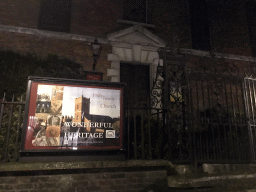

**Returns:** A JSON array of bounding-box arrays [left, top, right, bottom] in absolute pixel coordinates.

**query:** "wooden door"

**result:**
[[120, 63, 150, 108]]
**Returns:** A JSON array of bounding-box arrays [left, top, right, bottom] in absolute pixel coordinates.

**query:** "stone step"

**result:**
[[145, 174, 256, 192], [166, 164, 256, 191]]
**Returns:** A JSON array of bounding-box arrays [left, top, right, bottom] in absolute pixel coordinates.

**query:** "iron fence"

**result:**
[[187, 59, 256, 163], [189, 73, 252, 163], [0, 94, 25, 163], [126, 108, 168, 160], [149, 47, 256, 164], [244, 77, 256, 161], [2, 52, 256, 164]]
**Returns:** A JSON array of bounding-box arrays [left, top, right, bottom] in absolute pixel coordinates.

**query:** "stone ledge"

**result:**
[[168, 173, 256, 188], [0, 24, 108, 44], [0, 160, 177, 173], [202, 163, 256, 175], [168, 163, 256, 189]]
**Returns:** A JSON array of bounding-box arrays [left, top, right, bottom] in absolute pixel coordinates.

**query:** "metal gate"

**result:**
[[243, 77, 256, 161], [189, 63, 252, 163], [148, 47, 192, 163], [152, 47, 256, 163]]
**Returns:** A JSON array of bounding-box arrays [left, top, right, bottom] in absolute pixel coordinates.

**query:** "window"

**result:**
[[245, 1, 256, 57], [123, 0, 149, 23], [189, 0, 211, 51], [38, 0, 72, 32]]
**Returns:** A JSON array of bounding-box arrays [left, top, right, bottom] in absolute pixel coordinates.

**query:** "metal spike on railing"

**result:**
[[2, 92, 6, 102], [0, 93, 5, 130], [12, 94, 14, 102]]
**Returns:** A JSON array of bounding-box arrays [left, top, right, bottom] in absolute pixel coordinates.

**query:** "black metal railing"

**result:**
[[244, 77, 256, 161], [2, 51, 256, 165], [127, 108, 168, 160], [155, 47, 256, 163], [0, 94, 25, 163], [189, 74, 251, 163]]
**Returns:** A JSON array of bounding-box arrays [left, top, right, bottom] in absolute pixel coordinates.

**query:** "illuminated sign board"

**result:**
[[20, 77, 124, 155]]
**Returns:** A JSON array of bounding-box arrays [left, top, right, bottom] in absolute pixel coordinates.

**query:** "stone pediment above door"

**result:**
[[107, 25, 166, 83], [107, 25, 166, 47]]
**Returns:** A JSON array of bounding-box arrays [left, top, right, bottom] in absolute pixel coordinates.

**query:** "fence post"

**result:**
[[0, 93, 5, 130], [4, 95, 15, 162], [243, 78, 256, 162], [133, 110, 137, 159], [147, 108, 152, 159], [141, 111, 145, 159], [15, 95, 24, 161]]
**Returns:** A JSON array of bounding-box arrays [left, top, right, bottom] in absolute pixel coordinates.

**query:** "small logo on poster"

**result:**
[[106, 130, 115, 138]]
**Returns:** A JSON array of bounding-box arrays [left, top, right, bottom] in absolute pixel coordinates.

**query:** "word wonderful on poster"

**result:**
[[21, 77, 124, 151]]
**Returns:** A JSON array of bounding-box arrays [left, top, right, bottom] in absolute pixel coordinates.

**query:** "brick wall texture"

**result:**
[[0, 170, 167, 192], [0, 0, 254, 81], [0, 31, 112, 81], [0, 0, 192, 47], [0, 0, 254, 55]]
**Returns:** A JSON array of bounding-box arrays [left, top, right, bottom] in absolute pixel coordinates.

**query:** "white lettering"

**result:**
[[63, 122, 113, 129], [77, 122, 83, 127], [63, 132, 106, 139], [64, 122, 71, 126], [100, 104, 116, 108]]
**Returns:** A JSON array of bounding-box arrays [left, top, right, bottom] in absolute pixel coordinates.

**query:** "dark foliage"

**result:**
[[0, 50, 86, 162], [0, 50, 85, 100]]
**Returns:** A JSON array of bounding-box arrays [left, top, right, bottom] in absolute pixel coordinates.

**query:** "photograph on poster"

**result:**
[[26, 83, 122, 150]]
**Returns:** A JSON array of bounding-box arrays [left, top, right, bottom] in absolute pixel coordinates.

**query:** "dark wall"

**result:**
[[0, 170, 167, 192], [0, 0, 254, 56], [208, 0, 251, 55], [0, 0, 191, 47]]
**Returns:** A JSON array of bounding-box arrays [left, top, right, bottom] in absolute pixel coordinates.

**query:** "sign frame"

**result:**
[[20, 76, 126, 161]]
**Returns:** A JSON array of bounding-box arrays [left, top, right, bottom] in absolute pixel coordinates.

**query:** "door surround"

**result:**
[[107, 25, 166, 88]]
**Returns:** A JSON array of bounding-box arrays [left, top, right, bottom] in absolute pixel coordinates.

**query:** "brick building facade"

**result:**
[[1, 0, 255, 80], [2, 1, 256, 191], [1, 0, 256, 110]]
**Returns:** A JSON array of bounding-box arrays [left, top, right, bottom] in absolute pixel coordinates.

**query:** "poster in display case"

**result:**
[[20, 77, 125, 160]]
